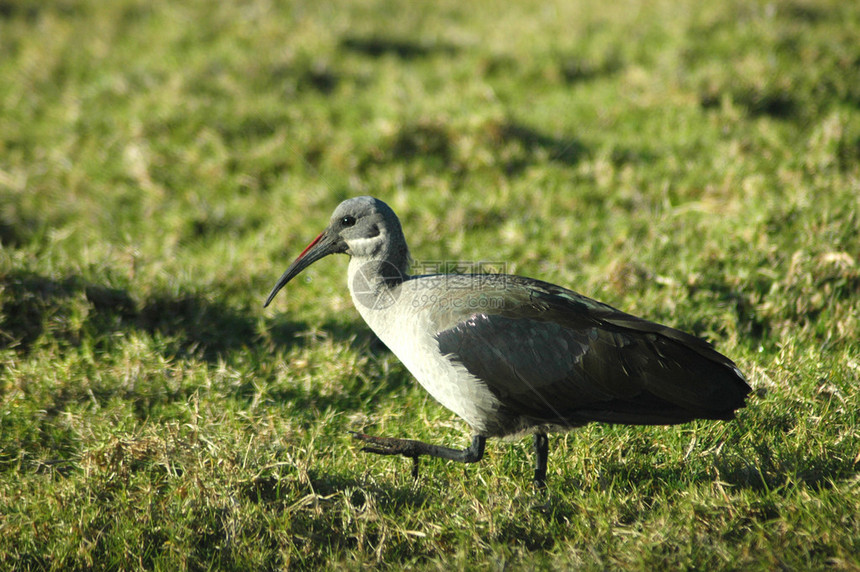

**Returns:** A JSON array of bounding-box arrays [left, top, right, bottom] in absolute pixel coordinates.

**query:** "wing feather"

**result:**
[[433, 275, 750, 427]]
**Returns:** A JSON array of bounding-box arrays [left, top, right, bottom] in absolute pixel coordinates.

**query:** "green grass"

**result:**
[[1, 0, 859, 569]]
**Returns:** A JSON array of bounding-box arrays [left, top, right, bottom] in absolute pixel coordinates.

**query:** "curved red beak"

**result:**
[[264, 230, 342, 307]]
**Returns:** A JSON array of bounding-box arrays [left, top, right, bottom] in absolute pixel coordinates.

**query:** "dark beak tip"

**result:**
[[263, 288, 282, 309], [264, 229, 333, 310]]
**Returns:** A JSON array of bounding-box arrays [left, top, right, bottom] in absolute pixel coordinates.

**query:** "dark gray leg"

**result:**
[[350, 432, 486, 479], [533, 432, 549, 488]]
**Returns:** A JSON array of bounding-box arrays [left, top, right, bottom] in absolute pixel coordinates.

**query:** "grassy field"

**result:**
[[1, 0, 859, 569]]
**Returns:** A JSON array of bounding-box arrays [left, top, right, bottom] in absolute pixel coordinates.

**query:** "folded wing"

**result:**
[[434, 277, 750, 428]]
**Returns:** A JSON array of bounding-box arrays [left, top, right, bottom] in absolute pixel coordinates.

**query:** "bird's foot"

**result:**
[[349, 432, 422, 457], [533, 433, 549, 490], [349, 432, 487, 481], [350, 432, 422, 478]]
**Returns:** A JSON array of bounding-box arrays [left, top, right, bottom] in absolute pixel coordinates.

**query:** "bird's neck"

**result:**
[[347, 253, 410, 315], [347, 253, 409, 288], [345, 225, 412, 312], [346, 229, 411, 285]]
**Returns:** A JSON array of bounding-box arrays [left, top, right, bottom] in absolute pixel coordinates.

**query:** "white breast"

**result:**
[[346, 272, 502, 434]]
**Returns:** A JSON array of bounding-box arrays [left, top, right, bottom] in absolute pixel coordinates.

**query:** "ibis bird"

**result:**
[[265, 196, 750, 486]]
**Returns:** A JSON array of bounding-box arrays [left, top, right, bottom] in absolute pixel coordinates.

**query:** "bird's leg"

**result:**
[[533, 432, 549, 489], [350, 432, 486, 479]]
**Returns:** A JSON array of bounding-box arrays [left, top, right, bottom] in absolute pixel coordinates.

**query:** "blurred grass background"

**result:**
[[1, 0, 858, 569]]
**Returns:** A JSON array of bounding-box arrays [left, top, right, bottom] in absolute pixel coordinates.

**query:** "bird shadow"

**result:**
[[560, 446, 859, 498], [241, 466, 431, 514], [340, 35, 459, 59], [710, 447, 858, 493], [499, 121, 587, 169], [0, 270, 415, 422], [367, 118, 588, 177], [0, 270, 378, 363], [0, 0, 80, 21]]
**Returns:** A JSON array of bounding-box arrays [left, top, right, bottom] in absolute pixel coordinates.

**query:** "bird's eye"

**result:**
[[341, 215, 356, 227]]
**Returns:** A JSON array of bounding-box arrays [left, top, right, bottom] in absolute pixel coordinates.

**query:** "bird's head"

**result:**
[[264, 196, 409, 307]]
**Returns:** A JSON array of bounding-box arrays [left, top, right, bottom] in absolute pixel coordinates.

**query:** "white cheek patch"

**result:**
[[347, 229, 388, 257]]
